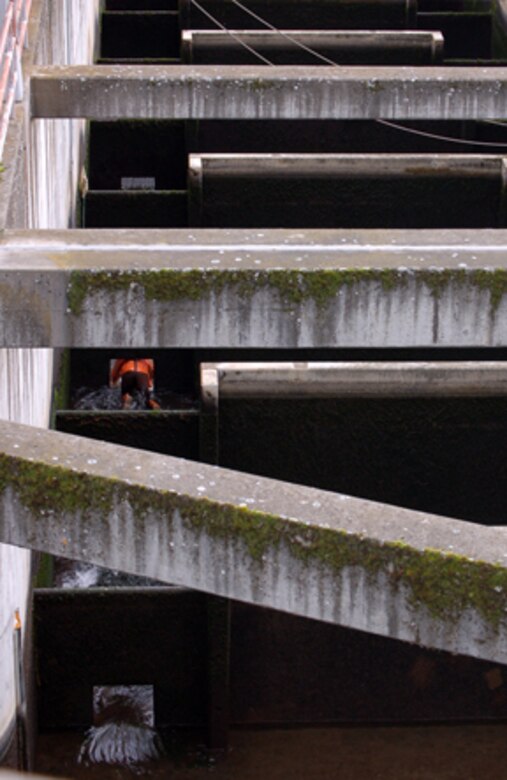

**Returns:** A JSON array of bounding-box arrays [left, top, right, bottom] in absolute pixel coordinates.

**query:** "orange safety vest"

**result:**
[[111, 359, 154, 388]]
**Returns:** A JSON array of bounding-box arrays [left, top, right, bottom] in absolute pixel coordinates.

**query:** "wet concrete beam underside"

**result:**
[[2, 419, 507, 664], [2, 228, 507, 347], [29, 65, 507, 121]]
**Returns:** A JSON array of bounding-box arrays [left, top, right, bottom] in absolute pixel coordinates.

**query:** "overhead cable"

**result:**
[[189, 0, 507, 149]]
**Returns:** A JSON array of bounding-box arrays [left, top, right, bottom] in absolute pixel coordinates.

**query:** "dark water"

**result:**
[[72, 386, 195, 411], [36, 723, 507, 779]]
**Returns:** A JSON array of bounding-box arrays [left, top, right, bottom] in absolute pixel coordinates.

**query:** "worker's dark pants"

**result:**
[[120, 371, 150, 406]]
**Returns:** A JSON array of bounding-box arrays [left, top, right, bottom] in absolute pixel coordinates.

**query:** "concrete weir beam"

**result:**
[[199, 361, 507, 403], [181, 31, 444, 65], [189, 153, 505, 178], [29, 65, 507, 121], [4, 228, 507, 347], [188, 153, 507, 227], [3, 419, 507, 663]]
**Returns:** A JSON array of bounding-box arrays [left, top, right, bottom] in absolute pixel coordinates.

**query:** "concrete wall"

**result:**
[[0, 351, 52, 763], [28, 0, 100, 229], [0, 0, 100, 765]]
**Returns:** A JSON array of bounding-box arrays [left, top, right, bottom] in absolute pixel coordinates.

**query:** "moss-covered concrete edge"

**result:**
[[67, 267, 507, 316], [2, 453, 507, 630], [50, 349, 70, 429]]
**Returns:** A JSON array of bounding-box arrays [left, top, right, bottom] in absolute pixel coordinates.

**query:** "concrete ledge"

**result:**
[[2, 419, 507, 662], [187, 153, 506, 227], [180, 31, 444, 65], [199, 361, 507, 401], [3, 228, 507, 347], [29, 65, 507, 121], [189, 153, 505, 178]]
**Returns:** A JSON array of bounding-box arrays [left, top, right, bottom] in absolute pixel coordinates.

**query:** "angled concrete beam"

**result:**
[[29, 65, 507, 121], [199, 361, 507, 401], [3, 228, 507, 348], [2, 419, 507, 663]]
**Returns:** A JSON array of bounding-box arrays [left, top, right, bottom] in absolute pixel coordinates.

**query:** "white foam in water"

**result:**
[[73, 386, 123, 410], [59, 562, 101, 589], [55, 561, 160, 589], [78, 722, 165, 766], [78, 686, 165, 766]]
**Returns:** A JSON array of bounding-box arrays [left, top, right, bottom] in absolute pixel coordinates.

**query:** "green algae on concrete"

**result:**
[[51, 349, 70, 428], [67, 266, 507, 317], [2, 451, 507, 631], [66, 267, 407, 314]]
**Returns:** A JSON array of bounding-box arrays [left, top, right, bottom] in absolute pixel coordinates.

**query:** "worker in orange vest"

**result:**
[[110, 358, 160, 410]]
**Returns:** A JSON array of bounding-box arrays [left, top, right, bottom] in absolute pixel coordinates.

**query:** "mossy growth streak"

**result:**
[[67, 267, 404, 314], [67, 266, 507, 316], [2, 452, 507, 630]]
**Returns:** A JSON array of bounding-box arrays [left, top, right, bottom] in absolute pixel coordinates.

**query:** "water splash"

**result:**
[[54, 558, 163, 588], [73, 386, 126, 410], [57, 562, 101, 588], [78, 723, 165, 766], [78, 686, 165, 767]]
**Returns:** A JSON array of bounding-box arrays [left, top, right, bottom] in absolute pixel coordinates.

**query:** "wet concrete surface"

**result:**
[[36, 723, 507, 779]]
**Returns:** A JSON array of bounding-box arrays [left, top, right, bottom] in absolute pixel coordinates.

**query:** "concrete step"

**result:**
[[188, 153, 506, 229], [181, 29, 444, 65], [199, 360, 507, 400]]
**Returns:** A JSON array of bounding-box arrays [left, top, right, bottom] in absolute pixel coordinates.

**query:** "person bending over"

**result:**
[[110, 358, 160, 410]]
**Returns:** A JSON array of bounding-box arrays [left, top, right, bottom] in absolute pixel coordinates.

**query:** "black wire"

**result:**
[[189, 0, 507, 149], [190, 0, 273, 64]]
